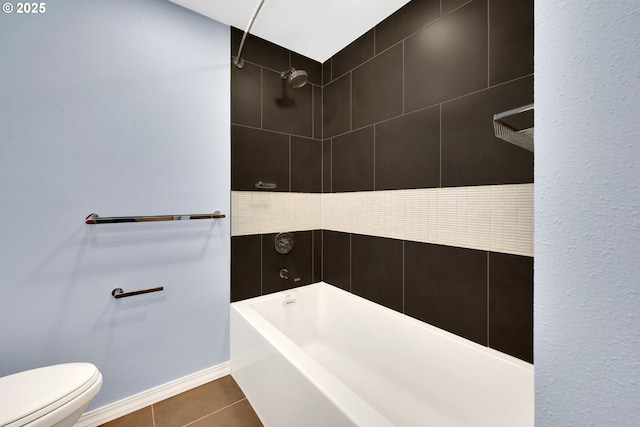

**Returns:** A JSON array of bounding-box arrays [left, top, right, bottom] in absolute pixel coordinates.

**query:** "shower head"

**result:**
[[280, 67, 308, 88]]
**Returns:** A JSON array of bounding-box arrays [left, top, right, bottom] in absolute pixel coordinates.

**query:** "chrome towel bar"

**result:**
[[112, 286, 164, 299], [86, 211, 225, 224]]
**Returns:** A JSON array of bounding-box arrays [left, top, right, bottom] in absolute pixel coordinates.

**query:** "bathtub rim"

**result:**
[[231, 284, 396, 427], [231, 281, 533, 374]]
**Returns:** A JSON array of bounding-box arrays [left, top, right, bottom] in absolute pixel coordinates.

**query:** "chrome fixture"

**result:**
[[112, 286, 164, 299], [275, 232, 295, 254], [86, 211, 225, 224], [279, 268, 301, 282], [493, 103, 534, 152], [255, 181, 277, 190], [280, 67, 308, 89], [233, 0, 265, 68]]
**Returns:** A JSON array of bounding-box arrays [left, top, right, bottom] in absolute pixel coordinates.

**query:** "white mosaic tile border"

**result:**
[[322, 184, 534, 256], [232, 184, 534, 257], [231, 191, 322, 236]]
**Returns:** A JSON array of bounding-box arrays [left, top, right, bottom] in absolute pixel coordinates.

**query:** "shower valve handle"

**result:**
[[280, 268, 301, 282]]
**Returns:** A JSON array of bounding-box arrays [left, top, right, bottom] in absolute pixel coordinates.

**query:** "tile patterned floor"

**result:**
[[100, 375, 263, 427]]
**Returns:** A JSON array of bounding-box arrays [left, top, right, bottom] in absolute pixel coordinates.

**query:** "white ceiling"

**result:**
[[168, 0, 412, 63]]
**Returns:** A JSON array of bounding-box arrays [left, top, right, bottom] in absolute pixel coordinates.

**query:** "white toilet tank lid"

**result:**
[[0, 363, 100, 427]]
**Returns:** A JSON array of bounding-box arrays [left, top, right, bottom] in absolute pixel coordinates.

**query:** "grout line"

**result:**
[[289, 50, 291, 68], [487, 0, 491, 88], [439, 103, 442, 188], [321, 139, 324, 193], [260, 234, 263, 295], [321, 230, 324, 281], [231, 123, 318, 140], [373, 26, 376, 53], [402, 40, 405, 114], [349, 233, 352, 292], [260, 67, 263, 129], [434, 73, 534, 108], [325, 64, 532, 143], [402, 240, 405, 313], [373, 125, 376, 190], [312, 86, 315, 138], [328, 0, 473, 84], [289, 135, 292, 191], [151, 404, 156, 427], [322, 72, 533, 142], [487, 251, 490, 346], [182, 398, 249, 427], [320, 83, 324, 140], [330, 58, 333, 83], [349, 72, 353, 131], [330, 138, 333, 193]]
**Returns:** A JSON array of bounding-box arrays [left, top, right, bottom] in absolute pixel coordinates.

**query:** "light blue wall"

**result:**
[[0, 0, 230, 409], [535, 0, 640, 424]]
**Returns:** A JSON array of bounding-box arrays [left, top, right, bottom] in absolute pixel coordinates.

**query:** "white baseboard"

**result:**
[[75, 361, 231, 427]]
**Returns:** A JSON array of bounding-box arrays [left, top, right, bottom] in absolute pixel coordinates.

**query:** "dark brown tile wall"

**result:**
[[291, 136, 322, 193], [231, 235, 262, 302], [351, 235, 404, 312], [313, 85, 322, 139], [262, 231, 313, 294], [317, 0, 534, 363], [291, 52, 322, 86], [488, 252, 534, 363], [375, 106, 440, 190], [351, 43, 404, 128], [230, 29, 322, 306], [489, 0, 534, 86], [321, 231, 351, 291], [231, 27, 322, 193], [331, 126, 375, 192], [262, 68, 313, 137], [441, 75, 534, 186], [322, 234, 533, 362], [231, 62, 261, 128], [231, 126, 289, 192], [405, 0, 488, 110], [322, 140, 331, 192], [404, 242, 488, 346], [313, 230, 322, 282], [331, 29, 375, 80], [323, 73, 351, 138], [441, 0, 471, 15], [231, 28, 288, 71], [375, 0, 440, 54], [231, 231, 321, 302], [322, 0, 534, 192]]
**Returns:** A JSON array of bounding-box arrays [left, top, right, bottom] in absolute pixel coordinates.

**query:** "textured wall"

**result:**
[[535, 0, 640, 424], [0, 0, 230, 409]]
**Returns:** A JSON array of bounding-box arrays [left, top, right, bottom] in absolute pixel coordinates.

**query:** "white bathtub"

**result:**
[[230, 283, 533, 427]]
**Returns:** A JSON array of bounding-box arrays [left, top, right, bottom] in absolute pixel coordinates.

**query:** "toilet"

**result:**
[[0, 363, 102, 427]]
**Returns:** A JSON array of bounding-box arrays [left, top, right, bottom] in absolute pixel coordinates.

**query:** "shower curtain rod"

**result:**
[[233, 0, 266, 69]]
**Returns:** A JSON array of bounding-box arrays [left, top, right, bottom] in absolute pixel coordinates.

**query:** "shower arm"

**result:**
[[233, 0, 266, 69]]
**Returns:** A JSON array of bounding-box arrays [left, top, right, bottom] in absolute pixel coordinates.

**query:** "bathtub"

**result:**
[[230, 283, 533, 427]]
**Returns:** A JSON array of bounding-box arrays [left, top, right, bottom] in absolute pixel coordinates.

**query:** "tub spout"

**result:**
[[280, 268, 301, 282]]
